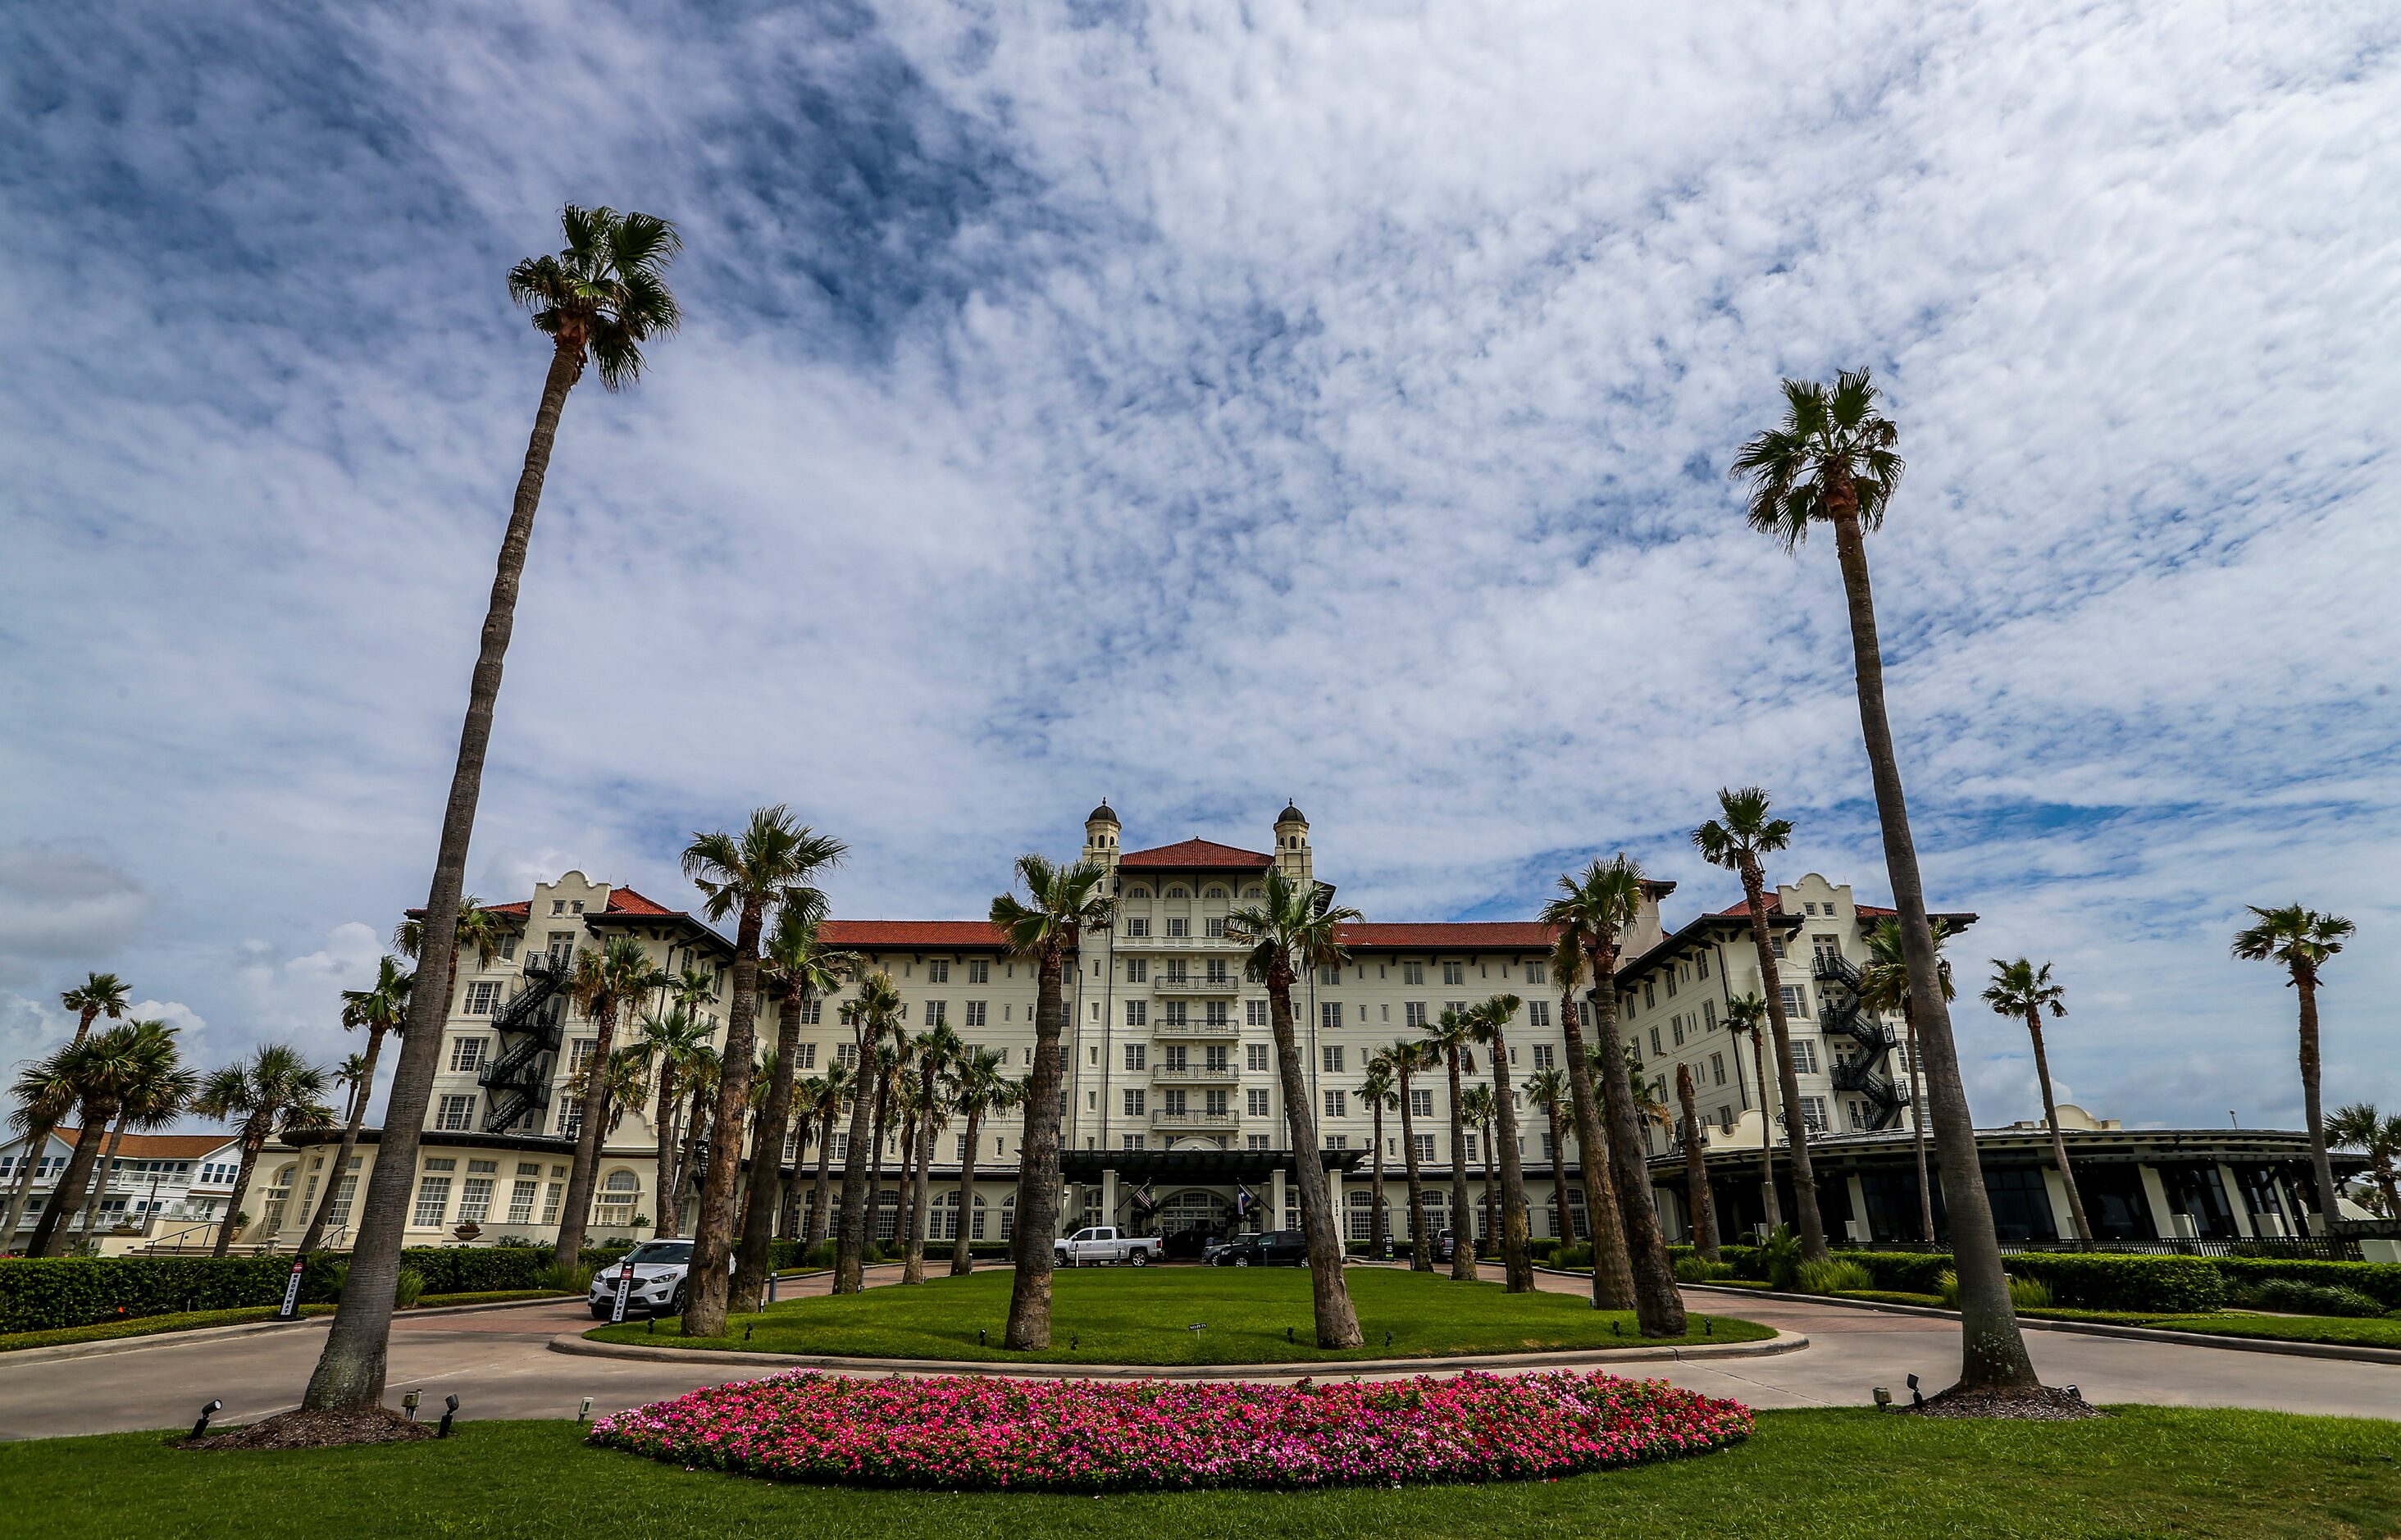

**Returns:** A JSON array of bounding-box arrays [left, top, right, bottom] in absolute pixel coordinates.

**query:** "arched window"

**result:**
[[998, 1194, 1016, 1241], [1243, 886, 1263, 899], [1167, 886, 1189, 900], [876, 1187, 900, 1242], [930, 1191, 990, 1242], [595, 1169, 640, 1229], [1128, 887, 1150, 900], [1346, 1188, 1374, 1242], [1204, 886, 1227, 900], [261, 1163, 297, 1234]]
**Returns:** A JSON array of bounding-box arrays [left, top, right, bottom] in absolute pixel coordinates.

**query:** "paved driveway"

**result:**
[[2, 1263, 2393, 1439]]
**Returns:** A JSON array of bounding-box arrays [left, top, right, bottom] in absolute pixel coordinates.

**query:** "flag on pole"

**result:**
[[1235, 1182, 1253, 1217]]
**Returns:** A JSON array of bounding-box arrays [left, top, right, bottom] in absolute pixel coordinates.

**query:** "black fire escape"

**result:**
[[1814, 950, 1909, 1130], [479, 955, 567, 1135]]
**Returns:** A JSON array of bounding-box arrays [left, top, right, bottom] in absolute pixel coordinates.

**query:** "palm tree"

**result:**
[[194, 1045, 333, 1257], [626, 1005, 712, 1239], [945, 1049, 1018, 1274], [2327, 1105, 2401, 1219], [680, 809, 845, 1337], [1723, 991, 1781, 1238], [298, 956, 412, 1255], [71, 1021, 193, 1242], [1735, 367, 2038, 1396], [902, 1024, 961, 1284], [1692, 786, 1828, 1263], [672, 1046, 720, 1237], [1461, 1082, 1499, 1264], [805, 1060, 854, 1246], [990, 854, 1114, 1349], [1360, 1053, 1397, 1260], [4, 1047, 80, 1251], [2232, 904, 2357, 1225], [1859, 920, 1952, 1244], [333, 1055, 373, 1124], [864, 1038, 903, 1267], [554, 936, 671, 1268], [60, 973, 130, 1049], [1544, 935, 1635, 1308], [393, 897, 508, 985], [27, 1027, 143, 1255], [1674, 1062, 1719, 1260], [832, 977, 898, 1290], [1388, 1039, 1435, 1270], [304, 208, 679, 1417], [1421, 1005, 1480, 1283], [1524, 1065, 1571, 1251], [1225, 866, 1366, 1349], [736, 897, 856, 1310], [1468, 994, 1535, 1291], [1981, 959, 2094, 1242], [1543, 858, 1685, 1336]]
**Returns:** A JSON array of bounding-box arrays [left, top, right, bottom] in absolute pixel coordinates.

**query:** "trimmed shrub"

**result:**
[[1548, 1243, 1592, 1271], [1674, 1256, 1736, 1283], [2212, 1257, 2401, 1310], [1795, 1260, 1873, 1295], [1833, 1250, 1952, 1294], [2005, 1254, 2223, 1313], [2231, 1278, 2388, 1318]]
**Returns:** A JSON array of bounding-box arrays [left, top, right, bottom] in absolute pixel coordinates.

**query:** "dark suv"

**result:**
[[1210, 1229, 1308, 1267]]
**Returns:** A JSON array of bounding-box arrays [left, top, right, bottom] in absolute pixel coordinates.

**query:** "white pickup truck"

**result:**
[[1054, 1226, 1164, 1268]]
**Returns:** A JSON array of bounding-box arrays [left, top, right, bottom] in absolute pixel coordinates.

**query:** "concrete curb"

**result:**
[[0, 1292, 595, 1367], [1678, 1283, 2401, 1368], [546, 1326, 1810, 1378]]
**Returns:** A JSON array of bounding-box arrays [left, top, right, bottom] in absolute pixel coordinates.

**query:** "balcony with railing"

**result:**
[[1150, 1108, 1242, 1132], [1152, 1017, 1243, 1038], [1150, 1063, 1241, 1086], [1120, 932, 1248, 951], [1150, 973, 1241, 995]]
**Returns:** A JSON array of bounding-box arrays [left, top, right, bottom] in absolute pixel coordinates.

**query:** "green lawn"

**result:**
[[7, 1408, 2396, 1538], [586, 1266, 1769, 1364], [0, 1304, 335, 1353], [2142, 1313, 2401, 1350]]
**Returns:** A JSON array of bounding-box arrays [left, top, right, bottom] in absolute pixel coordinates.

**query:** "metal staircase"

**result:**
[[1816, 956, 1908, 1130], [479, 957, 567, 1134]]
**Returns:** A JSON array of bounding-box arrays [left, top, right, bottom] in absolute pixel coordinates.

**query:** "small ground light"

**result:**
[[1906, 1373, 1925, 1409], [190, 1399, 222, 1439], [1384, 1330, 1392, 1347], [1287, 1326, 1295, 1343], [401, 1389, 422, 1422], [2065, 1384, 2080, 1401], [1071, 1333, 1079, 1349], [1873, 1387, 1893, 1411], [744, 1324, 754, 1341], [978, 1328, 986, 1345], [438, 1395, 460, 1437], [577, 1396, 595, 1423]]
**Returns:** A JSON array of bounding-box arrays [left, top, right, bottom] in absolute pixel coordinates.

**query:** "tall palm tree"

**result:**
[[1735, 367, 2037, 1396], [1360, 1053, 1397, 1260], [902, 1024, 961, 1284], [4, 1046, 81, 1251], [835, 973, 903, 1291], [736, 898, 856, 1310], [626, 1005, 712, 1239], [1388, 1039, 1435, 1270], [60, 973, 130, 1049], [305, 207, 679, 1417], [27, 1027, 143, 1255], [1524, 1065, 1571, 1250], [2327, 1105, 2401, 1219], [73, 1021, 193, 1242], [1723, 991, 1781, 1238], [1226, 867, 1366, 1349], [392, 897, 508, 986], [194, 1045, 333, 1258], [2232, 904, 2357, 1225], [1543, 858, 1685, 1336], [1421, 1005, 1480, 1283], [1674, 1062, 1719, 1260], [864, 1039, 903, 1265], [554, 936, 671, 1267], [298, 956, 412, 1255], [1859, 920, 1952, 1244], [1544, 935, 1635, 1308], [1461, 1082, 1499, 1264], [991, 855, 1115, 1349], [672, 1046, 720, 1236], [1982, 959, 2093, 1243], [805, 1060, 854, 1246], [945, 1049, 1018, 1274], [680, 809, 845, 1337], [333, 1054, 374, 1125], [1692, 786, 1828, 1263], [1468, 993, 1535, 1291]]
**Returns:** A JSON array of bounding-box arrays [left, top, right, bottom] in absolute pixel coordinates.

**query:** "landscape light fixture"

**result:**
[[1906, 1373, 1925, 1409], [577, 1396, 595, 1423], [744, 1324, 754, 1342], [1287, 1326, 1295, 1343], [401, 1389, 422, 1422], [1872, 1387, 1893, 1411], [190, 1399, 223, 1439], [439, 1395, 460, 1437], [978, 1328, 987, 1345]]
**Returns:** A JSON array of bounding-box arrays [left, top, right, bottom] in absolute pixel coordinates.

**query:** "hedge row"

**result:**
[[1664, 1244, 2235, 1313], [2211, 1256, 2401, 1310]]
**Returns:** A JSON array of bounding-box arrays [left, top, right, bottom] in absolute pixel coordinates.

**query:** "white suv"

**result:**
[[587, 1239, 695, 1319]]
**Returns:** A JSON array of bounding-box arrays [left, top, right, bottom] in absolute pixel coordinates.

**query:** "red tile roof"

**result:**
[[433, 886, 678, 922], [1117, 838, 1273, 870], [50, 1129, 235, 1159], [821, 920, 1013, 950], [1337, 923, 1560, 950]]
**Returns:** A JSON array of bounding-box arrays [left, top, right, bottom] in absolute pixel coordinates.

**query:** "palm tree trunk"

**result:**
[[1004, 950, 1070, 1350], [208, 1121, 269, 1260], [649, 1064, 681, 1240], [1906, 1009, 1935, 1243], [33, 1108, 112, 1256], [1396, 1066, 1431, 1271], [1488, 1027, 1534, 1291], [731, 999, 804, 1311], [835, 1048, 877, 1293], [304, 339, 581, 1412], [950, 1109, 983, 1275], [1749, 1030, 1782, 1233], [1676, 1064, 1719, 1260], [866, 1082, 893, 1259], [1444, 1052, 1475, 1283], [892, 1102, 917, 1275], [1542, 1100, 1567, 1247], [672, 1078, 709, 1230], [2294, 973, 2342, 1226], [809, 1092, 839, 1246], [903, 1102, 933, 1283], [684, 900, 767, 1339], [1265, 972, 1363, 1348], [75, 1111, 134, 1242], [70, 1005, 100, 1050], [553, 998, 622, 1269], [2, 1117, 57, 1251], [1368, 1101, 1388, 1261], [1558, 991, 1637, 1310], [1738, 857, 1829, 1262], [1829, 502, 2037, 1393], [1587, 976, 1687, 1336], [1478, 1115, 1498, 1266], [2025, 1014, 2093, 1242], [298, 1027, 385, 1255], [779, 1112, 812, 1240]]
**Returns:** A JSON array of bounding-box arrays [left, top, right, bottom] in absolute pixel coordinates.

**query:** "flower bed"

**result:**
[[589, 1370, 1750, 1492]]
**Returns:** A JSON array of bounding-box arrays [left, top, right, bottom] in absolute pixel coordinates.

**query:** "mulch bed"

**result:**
[[1909, 1383, 2103, 1420], [179, 1407, 438, 1451]]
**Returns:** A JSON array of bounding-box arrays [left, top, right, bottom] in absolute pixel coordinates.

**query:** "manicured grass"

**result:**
[[7, 1407, 2396, 1538], [588, 1267, 1772, 1364], [0, 1304, 335, 1352], [2142, 1313, 2401, 1350], [416, 1289, 572, 1309]]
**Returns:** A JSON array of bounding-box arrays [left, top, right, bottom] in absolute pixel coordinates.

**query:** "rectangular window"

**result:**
[[1123, 1089, 1146, 1116], [1246, 999, 1269, 1026], [435, 1095, 476, 1132], [1321, 1045, 1344, 1073], [1163, 1090, 1187, 1115], [1127, 917, 1149, 936], [1125, 958, 1148, 983], [927, 959, 950, 984], [1524, 962, 1544, 984], [1248, 1134, 1271, 1150], [1164, 1001, 1189, 1027], [1328, 1134, 1349, 1150], [507, 1180, 538, 1224], [1205, 1089, 1229, 1115], [411, 1177, 452, 1228], [924, 1000, 947, 1026], [968, 959, 990, 984], [1711, 1052, 1727, 1087], [836, 1042, 858, 1068], [1411, 1132, 1435, 1162], [458, 1178, 494, 1224], [1404, 1001, 1427, 1028], [1246, 1042, 1269, 1071], [1442, 962, 1464, 986], [1799, 1096, 1828, 1132], [1410, 1088, 1433, 1119], [1324, 1089, 1347, 1119], [1703, 999, 1717, 1029], [1532, 1043, 1554, 1070], [1122, 1134, 1146, 1150], [1542, 1132, 1556, 1159], [1789, 1040, 1820, 1075], [1204, 1000, 1229, 1026], [567, 1039, 595, 1075], [1780, 985, 1809, 1020], [1671, 1015, 1685, 1046], [834, 1133, 850, 1160], [1123, 999, 1148, 1027], [1124, 1043, 1146, 1070], [1463, 1133, 1477, 1161], [556, 1102, 581, 1138], [462, 981, 501, 1016], [1247, 1088, 1270, 1116], [1665, 970, 1678, 999], [1319, 966, 1342, 986], [1697, 951, 1710, 980], [795, 1042, 817, 1069], [448, 1037, 488, 1073], [1403, 962, 1425, 985], [1528, 1000, 1551, 1028], [796, 998, 822, 1025], [1649, 1027, 1662, 1056], [541, 1181, 564, 1223], [1205, 917, 1227, 937], [1166, 918, 1187, 938], [1642, 982, 1655, 1009], [1205, 1044, 1230, 1072]]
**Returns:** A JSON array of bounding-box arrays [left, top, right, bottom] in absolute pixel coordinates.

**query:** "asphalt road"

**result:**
[[3, 1263, 2394, 1440]]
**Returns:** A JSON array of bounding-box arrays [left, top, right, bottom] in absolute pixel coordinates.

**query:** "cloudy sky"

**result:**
[[4, 2, 2397, 1133]]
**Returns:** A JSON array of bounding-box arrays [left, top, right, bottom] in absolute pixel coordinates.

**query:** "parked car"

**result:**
[[587, 1238, 698, 1319], [1429, 1228, 1458, 1264], [1160, 1225, 1217, 1262], [1210, 1229, 1309, 1267], [1054, 1226, 1165, 1267]]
